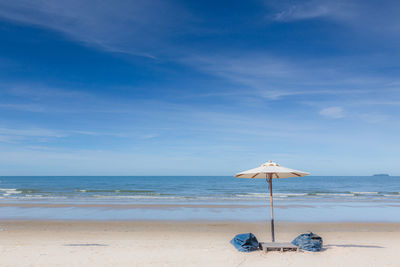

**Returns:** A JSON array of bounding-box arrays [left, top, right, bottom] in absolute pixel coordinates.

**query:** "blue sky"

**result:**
[[0, 0, 399, 175]]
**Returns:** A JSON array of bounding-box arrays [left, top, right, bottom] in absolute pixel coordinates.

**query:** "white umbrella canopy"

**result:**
[[235, 160, 310, 242], [235, 161, 309, 179]]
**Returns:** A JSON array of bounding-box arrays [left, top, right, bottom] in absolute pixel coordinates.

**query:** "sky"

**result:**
[[0, 0, 400, 176]]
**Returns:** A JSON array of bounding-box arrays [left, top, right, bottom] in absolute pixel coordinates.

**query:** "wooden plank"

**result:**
[[259, 242, 299, 253]]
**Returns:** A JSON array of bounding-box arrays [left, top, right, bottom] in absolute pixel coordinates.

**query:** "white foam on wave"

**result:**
[[314, 193, 353, 196], [17, 195, 68, 200], [92, 195, 188, 200], [275, 193, 308, 197], [0, 188, 22, 195], [351, 192, 379, 195], [236, 193, 266, 198], [235, 192, 309, 199]]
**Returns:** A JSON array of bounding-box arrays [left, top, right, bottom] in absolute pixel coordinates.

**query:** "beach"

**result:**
[[0, 220, 399, 267], [1, 176, 399, 266]]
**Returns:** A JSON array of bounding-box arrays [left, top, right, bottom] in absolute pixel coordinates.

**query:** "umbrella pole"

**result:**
[[268, 174, 275, 242]]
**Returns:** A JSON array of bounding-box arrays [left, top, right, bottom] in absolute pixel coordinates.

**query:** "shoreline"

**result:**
[[0, 203, 268, 208], [1, 219, 400, 226], [0, 202, 398, 208], [1, 203, 400, 222]]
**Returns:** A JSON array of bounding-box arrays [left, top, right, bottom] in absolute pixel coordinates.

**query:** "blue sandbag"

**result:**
[[230, 233, 259, 252], [292, 232, 323, 252]]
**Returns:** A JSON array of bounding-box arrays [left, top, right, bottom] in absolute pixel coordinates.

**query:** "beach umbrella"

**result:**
[[235, 160, 309, 242]]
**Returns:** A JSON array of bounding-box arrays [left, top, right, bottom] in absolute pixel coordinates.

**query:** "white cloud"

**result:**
[[319, 106, 345, 119]]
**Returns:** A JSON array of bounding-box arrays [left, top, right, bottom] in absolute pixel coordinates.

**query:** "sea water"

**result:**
[[0, 176, 399, 221]]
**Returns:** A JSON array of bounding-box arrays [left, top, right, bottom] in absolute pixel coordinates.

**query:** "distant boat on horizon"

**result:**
[[373, 173, 390, 176]]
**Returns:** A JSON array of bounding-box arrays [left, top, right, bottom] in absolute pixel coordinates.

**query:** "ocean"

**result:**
[[0, 176, 399, 222]]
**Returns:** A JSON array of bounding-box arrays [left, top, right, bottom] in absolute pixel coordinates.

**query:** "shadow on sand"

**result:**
[[326, 244, 384, 249]]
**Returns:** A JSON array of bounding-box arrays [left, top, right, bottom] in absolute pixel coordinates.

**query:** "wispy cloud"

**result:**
[[319, 106, 345, 119], [0, 0, 190, 58], [0, 135, 19, 144], [0, 127, 66, 144], [141, 133, 159, 139], [3, 83, 90, 99], [0, 103, 45, 112], [181, 53, 400, 104], [355, 100, 400, 106], [0, 126, 132, 144], [266, 0, 400, 41], [0, 127, 65, 138], [69, 130, 129, 138], [269, 0, 352, 22], [182, 53, 315, 100], [358, 113, 389, 124]]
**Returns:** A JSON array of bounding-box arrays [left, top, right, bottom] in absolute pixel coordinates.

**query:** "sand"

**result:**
[[0, 220, 399, 267]]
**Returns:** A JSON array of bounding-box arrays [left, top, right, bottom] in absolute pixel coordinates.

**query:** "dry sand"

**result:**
[[0, 220, 399, 267]]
